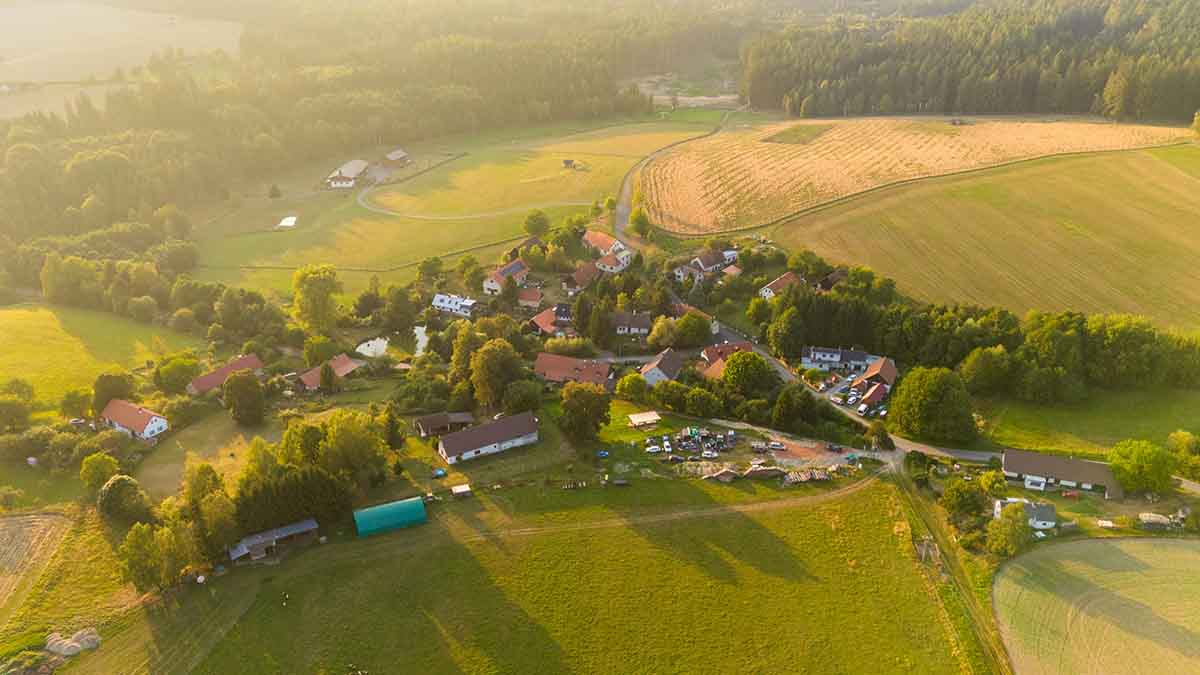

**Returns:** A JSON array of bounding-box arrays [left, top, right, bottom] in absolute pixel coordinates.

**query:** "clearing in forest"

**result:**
[[641, 116, 1189, 233], [993, 538, 1200, 675]]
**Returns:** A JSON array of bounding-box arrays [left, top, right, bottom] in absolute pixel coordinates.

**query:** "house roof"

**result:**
[[534, 353, 610, 386], [583, 230, 618, 252], [802, 346, 870, 363], [1002, 448, 1124, 499], [672, 303, 712, 321], [614, 312, 652, 332], [530, 307, 560, 335], [853, 357, 898, 389], [228, 518, 318, 561], [386, 148, 408, 161], [641, 348, 685, 380], [723, 265, 742, 276], [329, 159, 368, 180], [440, 411, 538, 459], [597, 252, 624, 269], [701, 358, 727, 380], [817, 268, 849, 291], [101, 399, 164, 433], [414, 412, 476, 434], [571, 262, 600, 288], [189, 354, 264, 394], [299, 353, 365, 390], [701, 341, 752, 364], [1027, 502, 1057, 523], [861, 382, 888, 405], [763, 271, 803, 295], [693, 249, 725, 270], [518, 288, 543, 305], [490, 259, 529, 284]]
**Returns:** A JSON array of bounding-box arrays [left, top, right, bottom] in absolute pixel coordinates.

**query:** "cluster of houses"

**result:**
[[672, 248, 739, 285], [324, 148, 410, 190]]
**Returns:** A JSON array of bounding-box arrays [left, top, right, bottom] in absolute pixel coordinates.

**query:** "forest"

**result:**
[[742, 0, 1200, 121]]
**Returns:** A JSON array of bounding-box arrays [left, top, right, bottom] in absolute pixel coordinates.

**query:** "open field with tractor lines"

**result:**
[[640, 116, 1189, 233], [772, 144, 1200, 330], [993, 539, 1200, 675], [0, 513, 71, 627]]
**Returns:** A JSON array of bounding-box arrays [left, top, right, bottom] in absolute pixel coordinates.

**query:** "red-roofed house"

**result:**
[[759, 271, 803, 301], [701, 358, 728, 381], [860, 382, 889, 406], [596, 251, 630, 274], [518, 288, 543, 309], [582, 230, 624, 256], [101, 399, 169, 441], [188, 354, 265, 396], [701, 341, 752, 365], [534, 353, 611, 387], [299, 353, 366, 392], [852, 357, 898, 391], [564, 262, 600, 295], [483, 259, 529, 295], [671, 303, 720, 335]]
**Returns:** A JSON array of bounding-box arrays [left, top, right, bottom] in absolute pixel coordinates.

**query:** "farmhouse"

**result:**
[[641, 348, 685, 386], [801, 346, 871, 372], [702, 341, 753, 364], [299, 353, 365, 392], [438, 411, 539, 464], [101, 399, 169, 441], [690, 249, 733, 275], [518, 288, 543, 309], [1002, 448, 1124, 499], [614, 311, 652, 336], [759, 271, 804, 300], [228, 518, 318, 562], [432, 293, 477, 318], [701, 358, 729, 380], [582, 230, 625, 256], [529, 303, 573, 337], [534, 353, 611, 386], [384, 148, 410, 167], [188, 353, 264, 395], [815, 268, 849, 293], [851, 357, 897, 390], [414, 412, 476, 437], [993, 498, 1057, 530], [673, 264, 705, 284], [483, 259, 529, 295], [596, 250, 631, 274], [354, 497, 427, 538], [563, 262, 600, 295], [326, 159, 369, 189], [860, 382, 889, 406]]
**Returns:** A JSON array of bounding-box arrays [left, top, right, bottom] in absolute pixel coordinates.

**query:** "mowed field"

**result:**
[[773, 144, 1200, 330], [993, 539, 1200, 675], [641, 116, 1188, 233], [0, 513, 70, 627], [193, 119, 712, 297], [0, 304, 202, 403]]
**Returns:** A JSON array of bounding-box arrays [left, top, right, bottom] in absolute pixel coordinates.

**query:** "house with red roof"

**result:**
[[188, 354, 265, 396], [518, 288, 543, 309], [483, 259, 529, 295], [563, 262, 600, 295], [701, 341, 752, 364], [299, 353, 366, 392], [101, 399, 169, 441], [534, 353, 611, 387], [759, 271, 804, 301], [582, 230, 625, 256]]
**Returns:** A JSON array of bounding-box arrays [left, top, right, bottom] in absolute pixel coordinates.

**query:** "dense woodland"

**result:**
[[743, 0, 1200, 120]]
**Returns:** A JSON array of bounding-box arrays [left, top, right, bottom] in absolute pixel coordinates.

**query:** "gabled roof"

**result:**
[[571, 262, 600, 288], [817, 268, 848, 291], [723, 265, 742, 276], [329, 159, 368, 180], [597, 252, 625, 269], [386, 148, 409, 161], [852, 357, 898, 389], [101, 399, 164, 433], [440, 412, 538, 459], [518, 288, 543, 305], [490, 259, 529, 284], [861, 382, 888, 405], [641, 348, 685, 380], [701, 341, 752, 364], [583, 230, 618, 252], [762, 271, 803, 295], [530, 308, 559, 335], [802, 346, 870, 363], [189, 354, 264, 394], [701, 358, 727, 380], [693, 249, 725, 270], [1002, 449, 1124, 499], [414, 412, 476, 434], [613, 311, 652, 332], [299, 353, 365, 390], [228, 518, 318, 561], [534, 353, 610, 386]]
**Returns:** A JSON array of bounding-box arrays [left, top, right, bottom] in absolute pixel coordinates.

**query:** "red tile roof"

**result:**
[[701, 341, 752, 364], [583, 230, 618, 252], [189, 354, 264, 394], [701, 358, 727, 380], [530, 307, 560, 335], [534, 353, 610, 386], [518, 288, 543, 306], [571, 262, 600, 288], [101, 399, 164, 434], [597, 252, 623, 269], [852, 357, 898, 390], [299, 353, 364, 390], [763, 271, 803, 295]]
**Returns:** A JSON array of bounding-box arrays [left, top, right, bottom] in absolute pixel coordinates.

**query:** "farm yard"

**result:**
[[772, 144, 1200, 330], [993, 538, 1200, 675], [640, 116, 1189, 233]]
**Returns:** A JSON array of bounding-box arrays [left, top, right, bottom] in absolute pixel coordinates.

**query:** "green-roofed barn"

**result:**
[[353, 497, 428, 538]]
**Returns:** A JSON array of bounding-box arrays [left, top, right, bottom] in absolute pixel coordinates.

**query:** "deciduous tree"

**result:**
[[722, 351, 778, 399], [80, 452, 119, 493], [559, 382, 611, 441], [1109, 439, 1176, 495], [292, 264, 342, 335], [224, 370, 266, 426], [987, 503, 1032, 557], [889, 368, 975, 443], [470, 339, 522, 409]]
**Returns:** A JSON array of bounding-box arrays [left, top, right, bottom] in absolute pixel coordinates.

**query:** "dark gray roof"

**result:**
[[614, 311, 652, 331], [1003, 448, 1124, 499], [440, 411, 538, 458], [642, 348, 685, 380], [1026, 502, 1057, 523], [228, 518, 318, 560], [415, 412, 476, 433]]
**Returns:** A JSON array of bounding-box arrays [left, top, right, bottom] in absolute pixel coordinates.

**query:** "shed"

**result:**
[[451, 484, 473, 498], [628, 411, 661, 428], [353, 497, 428, 537]]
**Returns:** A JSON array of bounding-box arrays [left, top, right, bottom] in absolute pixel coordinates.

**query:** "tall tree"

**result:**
[[559, 382, 611, 441], [470, 339, 522, 409], [889, 367, 976, 444], [292, 264, 342, 335], [224, 370, 266, 426]]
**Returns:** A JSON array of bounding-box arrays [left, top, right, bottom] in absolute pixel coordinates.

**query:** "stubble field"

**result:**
[[640, 117, 1189, 233], [0, 513, 70, 627]]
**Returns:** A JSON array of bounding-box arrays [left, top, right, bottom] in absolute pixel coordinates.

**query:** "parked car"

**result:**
[[878, 409, 888, 418], [597, 450, 610, 459], [646, 445, 662, 454], [666, 454, 685, 463], [687, 455, 701, 462], [701, 450, 719, 460], [768, 441, 785, 451], [431, 468, 447, 479], [69, 418, 87, 427]]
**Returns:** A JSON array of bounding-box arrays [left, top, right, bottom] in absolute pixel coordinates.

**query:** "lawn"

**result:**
[[0, 304, 202, 404], [773, 144, 1200, 330], [993, 538, 1200, 675], [135, 413, 287, 500], [977, 389, 1200, 459]]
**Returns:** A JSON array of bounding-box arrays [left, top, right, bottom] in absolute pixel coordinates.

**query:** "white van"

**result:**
[[857, 403, 869, 416]]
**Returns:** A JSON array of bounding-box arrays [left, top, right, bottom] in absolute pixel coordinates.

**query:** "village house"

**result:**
[[438, 411, 540, 464], [641, 348, 685, 386], [993, 498, 1058, 530], [187, 354, 265, 396], [414, 412, 476, 437], [596, 250, 631, 274], [100, 399, 169, 442], [483, 259, 529, 295], [432, 293, 477, 318], [299, 353, 365, 392], [722, 264, 742, 280], [563, 262, 600, 296], [1002, 448, 1124, 499], [534, 353, 611, 387], [800, 346, 872, 372], [690, 249, 736, 275], [529, 303, 573, 337], [701, 357, 729, 380], [672, 303, 720, 334], [326, 159, 369, 189], [614, 311, 652, 337], [815, 268, 849, 293], [673, 264, 706, 284], [759, 271, 804, 301], [702, 341, 753, 364], [582, 230, 625, 256], [851, 357, 898, 391], [518, 288, 543, 309]]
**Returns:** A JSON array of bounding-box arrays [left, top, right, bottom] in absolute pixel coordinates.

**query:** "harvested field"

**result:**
[[994, 538, 1200, 675], [640, 117, 1190, 233], [0, 513, 70, 625]]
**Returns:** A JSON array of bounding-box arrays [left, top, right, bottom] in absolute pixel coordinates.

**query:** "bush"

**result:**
[[543, 336, 597, 357], [127, 295, 158, 323], [97, 474, 152, 523]]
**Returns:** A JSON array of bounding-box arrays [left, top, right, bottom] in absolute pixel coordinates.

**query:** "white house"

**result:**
[[614, 312, 652, 336], [432, 293, 477, 318], [483, 259, 529, 295], [438, 412, 539, 464], [800, 347, 873, 372], [691, 250, 726, 275], [673, 265, 705, 284], [596, 250, 631, 274], [326, 159, 369, 189], [100, 399, 169, 442], [759, 271, 804, 301], [583, 230, 625, 256], [993, 498, 1057, 530], [1002, 448, 1124, 500], [640, 348, 685, 387]]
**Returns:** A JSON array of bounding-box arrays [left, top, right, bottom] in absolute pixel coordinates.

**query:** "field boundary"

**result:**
[[647, 139, 1195, 239]]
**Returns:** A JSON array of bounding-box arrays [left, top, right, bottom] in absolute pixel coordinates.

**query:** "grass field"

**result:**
[[135, 414, 287, 500], [193, 118, 712, 296], [993, 538, 1200, 675], [978, 390, 1200, 459], [642, 116, 1188, 233], [772, 144, 1200, 330], [0, 513, 70, 628], [0, 304, 202, 403]]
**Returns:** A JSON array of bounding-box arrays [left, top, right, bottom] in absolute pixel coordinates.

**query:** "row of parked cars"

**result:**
[[645, 428, 737, 463]]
